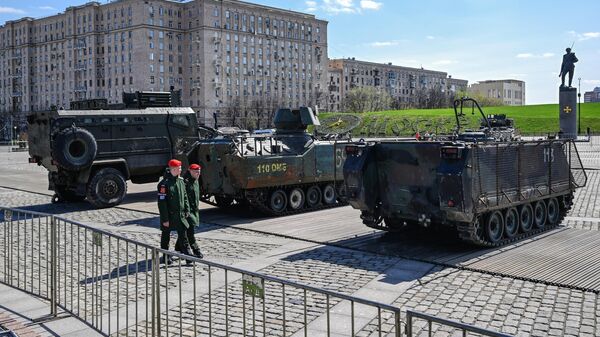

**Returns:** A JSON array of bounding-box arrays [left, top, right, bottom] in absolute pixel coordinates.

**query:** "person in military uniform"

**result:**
[[181, 163, 204, 259], [157, 159, 192, 264]]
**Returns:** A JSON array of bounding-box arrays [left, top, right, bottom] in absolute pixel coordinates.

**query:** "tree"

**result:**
[[343, 87, 392, 113]]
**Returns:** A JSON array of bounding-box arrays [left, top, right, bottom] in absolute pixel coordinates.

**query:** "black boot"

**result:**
[[160, 254, 173, 265], [192, 248, 204, 259]]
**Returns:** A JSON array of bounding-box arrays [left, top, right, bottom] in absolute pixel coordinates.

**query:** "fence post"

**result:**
[[151, 248, 160, 337], [406, 311, 412, 337], [395, 310, 401, 337], [50, 215, 58, 317]]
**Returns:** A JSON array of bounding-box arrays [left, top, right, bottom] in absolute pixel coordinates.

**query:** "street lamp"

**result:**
[[578, 77, 581, 135]]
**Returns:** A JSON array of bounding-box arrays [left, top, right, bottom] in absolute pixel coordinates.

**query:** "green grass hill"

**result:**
[[318, 103, 600, 137]]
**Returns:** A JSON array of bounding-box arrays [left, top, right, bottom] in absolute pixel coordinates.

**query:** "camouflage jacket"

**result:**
[[183, 171, 200, 226]]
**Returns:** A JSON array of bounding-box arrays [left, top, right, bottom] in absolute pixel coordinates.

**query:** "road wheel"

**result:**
[[322, 184, 336, 205], [533, 200, 547, 229], [546, 198, 560, 225], [504, 207, 519, 239], [269, 189, 287, 213], [288, 188, 305, 210], [52, 127, 97, 170], [520, 204, 534, 233], [215, 196, 234, 208], [485, 211, 504, 243], [86, 168, 127, 208], [306, 185, 322, 208], [55, 186, 85, 203]]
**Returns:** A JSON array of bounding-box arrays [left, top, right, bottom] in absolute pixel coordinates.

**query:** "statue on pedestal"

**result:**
[[559, 47, 578, 88]]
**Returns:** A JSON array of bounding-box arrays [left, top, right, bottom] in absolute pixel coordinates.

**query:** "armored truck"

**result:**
[[194, 107, 349, 215], [343, 98, 587, 246], [28, 92, 198, 207]]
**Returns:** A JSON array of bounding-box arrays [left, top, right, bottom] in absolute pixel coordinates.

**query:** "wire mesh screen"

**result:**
[[472, 140, 585, 211], [566, 141, 587, 188]]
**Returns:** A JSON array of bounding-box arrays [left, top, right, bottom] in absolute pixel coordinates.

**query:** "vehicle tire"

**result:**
[[533, 200, 547, 229], [288, 188, 305, 210], [269, 189, 287, 213], [504, 207, 519, 238], [485, 211, 504, 243], [306, 185, 322, 208], [215, 196, 234, 208], [55, 186, 85, 203], [52, 127, 97, 170], [519, 204, 534, 233], [86, 168, 127, 208], [322, 184, 336, 205], [546, 198, 560, 225]]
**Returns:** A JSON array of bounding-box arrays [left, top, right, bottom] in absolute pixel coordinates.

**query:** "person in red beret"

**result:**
[[157, 158, 192, 264], [181, 163, 203, 258]]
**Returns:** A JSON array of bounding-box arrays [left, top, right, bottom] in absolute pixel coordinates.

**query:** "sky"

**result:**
[[1, 0, 599, 104]]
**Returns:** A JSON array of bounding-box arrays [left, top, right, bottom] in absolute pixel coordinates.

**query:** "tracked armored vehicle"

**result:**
[[194, 107, 349, 215], [343, 98, 587, 246]]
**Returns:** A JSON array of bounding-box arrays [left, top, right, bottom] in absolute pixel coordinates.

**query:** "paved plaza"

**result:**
[[0, 143, 600, 336]]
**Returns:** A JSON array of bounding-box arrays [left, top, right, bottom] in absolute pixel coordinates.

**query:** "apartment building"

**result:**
[[468, 79, 526, 106], [584, 87, 600, 103], [0, 0, 328, 125], [327, 58, 468, 112]]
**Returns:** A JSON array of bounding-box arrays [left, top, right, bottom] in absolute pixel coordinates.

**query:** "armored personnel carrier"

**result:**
[[194, 107, 349, 215], [28, 91, 197, 207], [343, 98, 587, 246]]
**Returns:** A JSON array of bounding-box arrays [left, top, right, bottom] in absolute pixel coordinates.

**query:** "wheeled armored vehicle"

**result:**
[[28, 92, 197, 207], [343, 98, 587, 246], [194, 107, 349, 215]]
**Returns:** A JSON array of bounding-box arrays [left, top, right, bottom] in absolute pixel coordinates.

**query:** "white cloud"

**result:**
[[316, 0, 383, 14], [432, 60, 457, 65], [322, 0, 357, 14], [369, 41, 398, 47], [360, 0, 383, 10], [568, 30, 600, 41], [516, 53, 534, 58], [583, 80, 600, 86], [0, 6, 25, 14], [39, 6, 57, 11], [426, 35, 435, 40], [516, 52, 554, 59]]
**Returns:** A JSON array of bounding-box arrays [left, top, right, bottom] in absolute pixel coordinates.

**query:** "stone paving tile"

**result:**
[[0, 217, 280, 329], [356, 268, 598, 337], [116, 247, 398, 337]]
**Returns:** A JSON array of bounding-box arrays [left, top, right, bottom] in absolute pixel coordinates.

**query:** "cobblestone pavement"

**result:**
[[358, 268, 599, 337], [2, 146, 600, 336]]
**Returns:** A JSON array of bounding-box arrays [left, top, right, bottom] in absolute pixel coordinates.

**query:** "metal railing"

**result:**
[[406, 310, 513, 337], [0, 207, 402, 336]]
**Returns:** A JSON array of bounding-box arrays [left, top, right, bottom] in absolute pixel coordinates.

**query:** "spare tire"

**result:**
[[52, 127, 97, 170]]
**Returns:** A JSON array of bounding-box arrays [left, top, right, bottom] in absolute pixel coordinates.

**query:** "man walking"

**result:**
[[157, 159, 191, 264], [182, 163, 204, 259]]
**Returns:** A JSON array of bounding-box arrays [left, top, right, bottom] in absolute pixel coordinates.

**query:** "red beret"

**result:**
[[168, 159, 182, 167], [189, 163, 201, 170]]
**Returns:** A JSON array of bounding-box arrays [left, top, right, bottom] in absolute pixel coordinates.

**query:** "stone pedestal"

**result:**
[[559, 87, 577, 139]]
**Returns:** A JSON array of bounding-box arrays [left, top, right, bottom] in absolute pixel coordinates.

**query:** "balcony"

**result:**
[[11, 91, 22, 97], [10, 52, 22, 60], [74, 63, 88, 70], [74, 42, 87, 49], [74, 85, 87, 92]]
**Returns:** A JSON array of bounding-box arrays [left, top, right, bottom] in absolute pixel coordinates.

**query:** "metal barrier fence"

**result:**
[[0, 207, 402, 336], [406, 310, 513, 337]]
